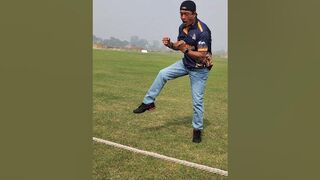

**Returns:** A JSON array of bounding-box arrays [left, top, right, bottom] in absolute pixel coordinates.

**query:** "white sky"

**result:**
[[93, 0, 228, 51]]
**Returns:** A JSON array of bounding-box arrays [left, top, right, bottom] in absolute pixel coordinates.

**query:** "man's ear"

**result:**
[[193, 12, 197, 17]]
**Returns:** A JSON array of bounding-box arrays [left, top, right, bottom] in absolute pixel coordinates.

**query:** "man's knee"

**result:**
[[193, 92, 204, 102], [192, 96, 204, 109], [158, 69, 169, 81]]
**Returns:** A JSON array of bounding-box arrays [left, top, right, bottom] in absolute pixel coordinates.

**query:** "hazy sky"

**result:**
[[93, 0, 228, 51]]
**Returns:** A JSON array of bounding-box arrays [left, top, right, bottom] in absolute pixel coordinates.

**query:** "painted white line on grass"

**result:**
[[93, 137, 228, 176]]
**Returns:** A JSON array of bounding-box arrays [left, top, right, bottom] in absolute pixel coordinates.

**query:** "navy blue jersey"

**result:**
[[177, 19, 212, 69]]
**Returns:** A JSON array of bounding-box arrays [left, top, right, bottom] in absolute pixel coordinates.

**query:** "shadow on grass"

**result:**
[[143, 116, 211, 131]]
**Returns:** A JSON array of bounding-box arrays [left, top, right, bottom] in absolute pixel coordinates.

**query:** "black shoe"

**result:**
[[192, 129, 202, 143], [133, 102, 155, 114]]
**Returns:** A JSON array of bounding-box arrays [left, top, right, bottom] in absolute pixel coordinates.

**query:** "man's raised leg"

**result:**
[[133, 60, 187, 113]]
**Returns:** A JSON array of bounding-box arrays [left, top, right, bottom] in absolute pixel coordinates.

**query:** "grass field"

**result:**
[[93, 49, 228, 179]]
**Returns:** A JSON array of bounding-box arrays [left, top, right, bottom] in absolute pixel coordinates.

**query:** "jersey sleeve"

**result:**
[[197, 31, 210, 52]]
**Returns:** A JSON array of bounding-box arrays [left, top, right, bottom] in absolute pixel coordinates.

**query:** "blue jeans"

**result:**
[[143, 60, 209, 129]]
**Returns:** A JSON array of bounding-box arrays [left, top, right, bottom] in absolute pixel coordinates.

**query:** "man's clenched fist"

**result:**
[[162, 37, 171, 47]]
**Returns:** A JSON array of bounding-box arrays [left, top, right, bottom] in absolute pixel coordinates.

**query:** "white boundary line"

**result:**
[[93, 137, 228, 176]]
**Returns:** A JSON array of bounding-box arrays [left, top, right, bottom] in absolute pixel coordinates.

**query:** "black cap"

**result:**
[[180, 0, 196, 12]]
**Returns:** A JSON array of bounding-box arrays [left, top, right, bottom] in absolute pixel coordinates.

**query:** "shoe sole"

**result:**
[[192, 140, 201, 143], [148, 107, 156, 111], [133, 107, 156, 114]]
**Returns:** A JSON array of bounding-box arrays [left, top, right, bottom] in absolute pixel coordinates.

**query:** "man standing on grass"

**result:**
[[133, 0, 213, 143]]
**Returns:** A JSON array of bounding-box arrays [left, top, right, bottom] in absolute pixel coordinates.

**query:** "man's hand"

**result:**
[[162, 38, 189, 52], [176, 40, 188, 53], [162, 37, 172, 47]]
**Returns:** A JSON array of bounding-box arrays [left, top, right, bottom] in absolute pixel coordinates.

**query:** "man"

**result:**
[[133, 0, 213, 143]]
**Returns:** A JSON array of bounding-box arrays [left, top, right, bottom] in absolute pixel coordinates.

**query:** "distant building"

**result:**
[[93, 44, 106, 49], [141, 49, 148, 53]]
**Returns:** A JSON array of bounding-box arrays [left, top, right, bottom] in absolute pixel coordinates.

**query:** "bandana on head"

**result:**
[[180, 0, 196, 12]]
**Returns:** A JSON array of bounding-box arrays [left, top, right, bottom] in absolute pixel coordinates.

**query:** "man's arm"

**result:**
[[162, 37, 209, 62], [178, 44, 207, 62], [162, 37, 185, 51]]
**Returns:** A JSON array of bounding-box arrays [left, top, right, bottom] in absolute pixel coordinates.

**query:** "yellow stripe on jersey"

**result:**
[[197, 21, 203, 32], [198, 48, 208, 52]]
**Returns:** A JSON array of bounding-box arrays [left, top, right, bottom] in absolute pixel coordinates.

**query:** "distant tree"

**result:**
[[130, 36, 149, 49], [138, 39, 149, 49], [102, 37, 129, 48], [108, 37, 121, 47], [130, 36, 139, 47], [93, 35, 103, 44], [93, 35, 141, 49], [150, 40, 160, 51], [122, 40, 129, 47], [102, 39, 109, 47]]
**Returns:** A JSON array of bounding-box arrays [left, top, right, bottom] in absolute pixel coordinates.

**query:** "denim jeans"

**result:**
[[143, 60, 209, 129]]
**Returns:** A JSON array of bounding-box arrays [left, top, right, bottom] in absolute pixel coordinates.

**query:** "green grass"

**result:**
[[93, 49, 228, 179]]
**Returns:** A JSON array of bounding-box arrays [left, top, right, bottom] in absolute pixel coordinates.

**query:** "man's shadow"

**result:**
[[143, 116, 211, 131]]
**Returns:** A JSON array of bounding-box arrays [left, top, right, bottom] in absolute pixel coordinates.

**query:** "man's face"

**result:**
[[180, 10, 196, 26]]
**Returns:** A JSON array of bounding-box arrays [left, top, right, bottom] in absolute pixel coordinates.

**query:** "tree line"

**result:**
[[93, 35, 167, 51]]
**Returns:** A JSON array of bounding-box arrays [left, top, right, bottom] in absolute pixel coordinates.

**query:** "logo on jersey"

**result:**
[[192, 33, 196, 40], [198, 41, 206, 45]]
